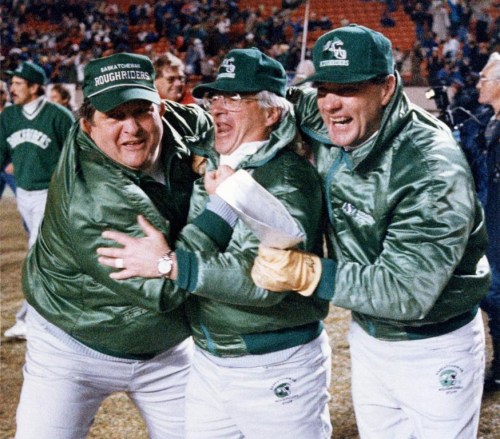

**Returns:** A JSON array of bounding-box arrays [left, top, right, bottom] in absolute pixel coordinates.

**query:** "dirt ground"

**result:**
[[1, 195, 499, 438]]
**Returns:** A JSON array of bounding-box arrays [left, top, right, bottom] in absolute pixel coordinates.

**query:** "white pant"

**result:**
[[16, 187, 48, 248], [16, 308, 193, 439], [13, 188, 48, 324], [185, 330, 332, 439], [348, 312, 485, 439]]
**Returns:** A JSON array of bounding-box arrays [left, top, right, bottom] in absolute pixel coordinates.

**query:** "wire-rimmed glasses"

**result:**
[[202, 93, 260, 112]]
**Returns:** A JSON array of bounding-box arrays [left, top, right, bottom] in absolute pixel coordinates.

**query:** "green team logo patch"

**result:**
[[439, 369, 458, 387], [274, 382, 291, 398], [270, 378, 300, 405], [436, 365, 464, 393]]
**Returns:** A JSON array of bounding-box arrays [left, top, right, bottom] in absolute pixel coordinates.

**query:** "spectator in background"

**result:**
[[291, 59, 315, 87], [443, 31, 461, 60], [477, 52, 500, 393], [393, 46, 405, 72], [319, 14, 333, 31], [474, 7, 493, 44], [447, 0, 463, 34], [0, 62, 74, 340], [431, 0, 450, 43], [185, 38, 206, 76], [471, 42, 492, 74], [49, 83, 74, 114], [0, 80, 10, 113], [0, 80, 16, 199], [427, 47, 444, 84], [410, 40, 426, 85], [215, 12, 231, 50], [154, 53, 195, 104], [380, 8, 396, 28], [411, 2, 433, 42]]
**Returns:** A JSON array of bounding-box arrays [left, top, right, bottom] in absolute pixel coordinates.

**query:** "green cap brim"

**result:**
[[296, 70, 381, 86], [90, 87, 161, 112], [6, 69, 46, 85], [192, 80, 267, 98]]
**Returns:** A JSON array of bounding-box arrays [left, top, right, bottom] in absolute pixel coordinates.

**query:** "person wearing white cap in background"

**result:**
[[0, 61, 75, 340]]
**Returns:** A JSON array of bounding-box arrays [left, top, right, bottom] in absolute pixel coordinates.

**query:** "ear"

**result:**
[[381, 75, 397, 107], [30, 83, 41, 96], [159, 101, 166, 116], [80, 118, 92, 135], [264, 107, 281, 128]]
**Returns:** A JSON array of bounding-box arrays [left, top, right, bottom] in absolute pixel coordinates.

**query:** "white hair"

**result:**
[[255, 90, 293, 121], [483, 52, 500, 79]]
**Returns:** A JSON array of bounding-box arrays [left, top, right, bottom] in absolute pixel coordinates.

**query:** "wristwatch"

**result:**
[[158, 251, 174, 278]]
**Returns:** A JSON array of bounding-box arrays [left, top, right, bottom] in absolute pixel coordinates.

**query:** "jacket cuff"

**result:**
[[174, 249, 199, 292], [315, 258, 337, 301], [206, 195, 238, 227], [192, 206, 235, 250]]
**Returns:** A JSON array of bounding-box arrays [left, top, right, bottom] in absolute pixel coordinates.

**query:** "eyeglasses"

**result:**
[[202, 93, 260, 112], [163, 75, 186, 84]]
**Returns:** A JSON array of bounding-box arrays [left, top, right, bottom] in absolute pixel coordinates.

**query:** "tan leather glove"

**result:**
[[251, 246, 322, 297], [191, 154, 207, 176]]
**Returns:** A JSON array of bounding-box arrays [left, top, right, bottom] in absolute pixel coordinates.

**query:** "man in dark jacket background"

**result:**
[[477, 51, 500, 392]]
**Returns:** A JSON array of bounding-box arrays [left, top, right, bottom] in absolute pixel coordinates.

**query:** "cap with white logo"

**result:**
[[6, 61, 47, 85], [192, 47, 286, 98], [299, 24, 395, 85], [83, 53, 161, 112]]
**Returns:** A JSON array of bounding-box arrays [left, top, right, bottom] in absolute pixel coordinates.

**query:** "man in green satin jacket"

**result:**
[[253, 25, 490, 439], [17, 52, 210, 439], [96, 48, 332, 439]]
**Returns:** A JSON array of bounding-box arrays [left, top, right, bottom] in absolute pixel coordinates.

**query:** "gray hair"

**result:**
[[483, 52, 500, 79], [255, 90, 293, 121]]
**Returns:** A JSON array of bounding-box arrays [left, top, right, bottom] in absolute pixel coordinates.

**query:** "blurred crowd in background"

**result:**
[[0, 0, 498, 88], [1, 1, 499, 197]]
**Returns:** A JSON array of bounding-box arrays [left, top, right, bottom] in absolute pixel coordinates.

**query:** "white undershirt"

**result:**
[[22, 96, 46, 120], [219, 140, 268, 169]]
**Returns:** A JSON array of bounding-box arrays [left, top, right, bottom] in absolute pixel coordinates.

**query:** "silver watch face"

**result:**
[[158, 257, 173, 275]]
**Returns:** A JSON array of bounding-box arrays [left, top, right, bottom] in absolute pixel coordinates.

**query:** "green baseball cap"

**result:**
[[6, 61, 47, 85], [192, 47, 286, 98], [83, 53, 161, 112], [300, 24, 395, 85]]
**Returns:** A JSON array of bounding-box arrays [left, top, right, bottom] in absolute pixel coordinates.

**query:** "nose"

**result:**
[[122, 115, 142, 133], [210, 100, 228, 115], [320, 92, 342, 112]]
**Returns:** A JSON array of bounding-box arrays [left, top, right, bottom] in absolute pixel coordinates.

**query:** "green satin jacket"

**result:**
[[174, 109, 330, 357], [288, 74, 490, 340], [23, 102, 211, 359]]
